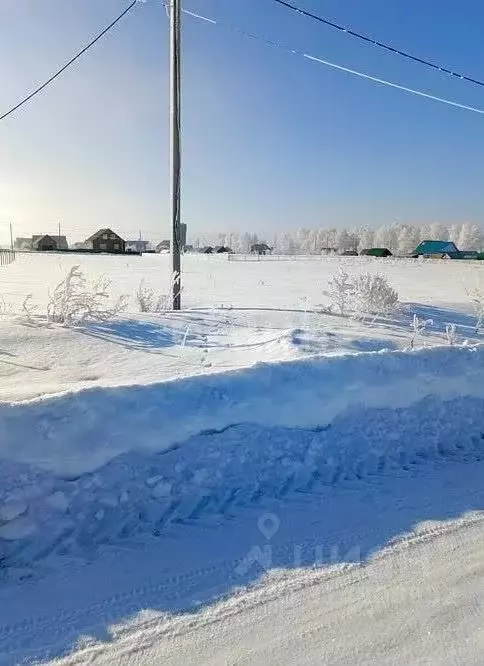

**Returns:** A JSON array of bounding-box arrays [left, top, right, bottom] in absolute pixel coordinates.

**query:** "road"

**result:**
[[62, 516, 484, 665], [1, 445, 483, 665]]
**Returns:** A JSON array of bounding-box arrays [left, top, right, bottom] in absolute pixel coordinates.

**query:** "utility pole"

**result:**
[[9, 223, 13, 251], [169, 0, 182, 310], [58, 221, 61, 244]]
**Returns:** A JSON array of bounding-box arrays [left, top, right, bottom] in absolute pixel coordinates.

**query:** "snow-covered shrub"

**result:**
[[136, 273, 182, 313], [21, 294, 38, 322], [46, 265, 127, 325], [325, 270, 398, 319], [467, 286, 484, 333], [410, 314, 433, 349], [324, 269, 353, 314], [136, 280, 170, 313], [444, 323, 458, 346], [0, 296, 12, 316], [351, 273, 399, 321]]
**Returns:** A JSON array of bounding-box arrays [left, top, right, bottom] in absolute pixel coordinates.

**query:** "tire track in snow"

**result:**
[[3, 423, 484, 574], [1, 452, 484, 662]]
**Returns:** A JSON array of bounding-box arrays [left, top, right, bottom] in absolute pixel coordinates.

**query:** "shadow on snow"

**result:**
[[2, 393, 484, 663]]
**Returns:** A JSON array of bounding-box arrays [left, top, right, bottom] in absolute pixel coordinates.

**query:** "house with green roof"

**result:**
[[413, 240, 459, 258]]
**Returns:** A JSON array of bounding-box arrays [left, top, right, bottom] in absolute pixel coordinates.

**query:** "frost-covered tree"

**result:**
[[374, 225, 398, 252], [357, 226, 375, 252], [429, 222, 449, 241], [200, 222, 483, 255], [448, 224, 461, 245], [336, 229, 353, 252], [458, 223, 483, 250], [397, 225, 421, 255]]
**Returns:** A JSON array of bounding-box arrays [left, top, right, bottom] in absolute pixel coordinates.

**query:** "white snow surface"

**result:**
[[0, 252, 484, 664], [0, 345, 483, 477], [0, 252, 483, 401]]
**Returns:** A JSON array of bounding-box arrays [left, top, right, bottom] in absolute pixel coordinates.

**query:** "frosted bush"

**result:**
[[46, 265, 127, 325], [136, 273, 182, 313], [325, 270, 399, 320], [0, 296, 12, 316], [467, 286, 484, 333], [136, 279, 170, 313], [410, 314, 433, 349], [444, 323, 458, 346], [324, 270, 353, 314], [351, 273, 399, 321]]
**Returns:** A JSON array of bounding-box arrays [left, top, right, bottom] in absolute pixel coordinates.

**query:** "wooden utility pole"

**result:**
[[169, 0, 182, 309], [9, 223, 13, 251]]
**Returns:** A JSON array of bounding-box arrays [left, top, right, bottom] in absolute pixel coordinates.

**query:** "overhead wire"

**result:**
[[1, 1, 483, 123], [0, 0, 139, 122], [270, 0, 484, 88], [180, 7, 484, 116]]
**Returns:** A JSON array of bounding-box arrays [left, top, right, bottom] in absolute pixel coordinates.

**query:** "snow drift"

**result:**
[[0, 345, 483, 477]]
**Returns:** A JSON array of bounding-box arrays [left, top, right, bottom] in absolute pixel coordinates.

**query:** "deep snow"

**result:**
[[0, 252, 482, 401], [0, 252, 484, 664], [0, 345, 483, 476]]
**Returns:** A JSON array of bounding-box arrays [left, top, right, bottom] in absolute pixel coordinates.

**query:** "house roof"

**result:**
[[360, 247, 392, 257], [414, 240, 458, 255], [85, 228, 124, 243], [445, 251, 478, 260], [32, 234, 56, 248], [32, 234, 68, 249]]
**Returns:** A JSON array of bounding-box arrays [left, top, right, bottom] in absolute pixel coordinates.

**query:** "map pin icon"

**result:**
[[258, 513, 280, 540]]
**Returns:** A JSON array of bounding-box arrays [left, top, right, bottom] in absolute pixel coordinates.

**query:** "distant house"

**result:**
[[126, 240, 150, 253], [84, 229, 125, 253], [202, 246, 214, 254], [360, 248, 392, 258], [14, 237, 32, 251], [413, 240, 459, 258], [32, 234, 69, 251], [443, 250, 478, 260], [458, 250, 479, 259], [250, 243, 271, 256], [33, 235, 57, 251], [321, 247, 337, 256], [339, 250, 358, 257], [215, 246, 232, 254], [72, 241, 88, 250], [156, 240, 170, 252]]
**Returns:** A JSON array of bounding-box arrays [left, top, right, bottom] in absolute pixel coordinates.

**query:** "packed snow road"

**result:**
[[56, 515, 484, 666], [1, 446, 483, 665], [0, 346, 483, 664]]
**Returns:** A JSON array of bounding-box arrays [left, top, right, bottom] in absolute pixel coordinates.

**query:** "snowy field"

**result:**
[[0, 251, 483, 401], [0, 252, 484, 664]]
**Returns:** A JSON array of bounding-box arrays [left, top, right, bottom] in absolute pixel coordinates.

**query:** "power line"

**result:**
[[271, 0, 484, 88], [181, 8, 484, 116], [0, 0, 139, 122]]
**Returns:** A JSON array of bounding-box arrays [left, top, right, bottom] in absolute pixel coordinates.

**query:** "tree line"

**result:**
[[192, 222, 483, 255]]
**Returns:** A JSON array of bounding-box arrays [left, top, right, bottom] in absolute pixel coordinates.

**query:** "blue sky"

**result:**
[[1, 0, 484, 244]]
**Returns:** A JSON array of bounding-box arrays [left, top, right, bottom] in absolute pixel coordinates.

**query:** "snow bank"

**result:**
[[0, 345, 483, 477]]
